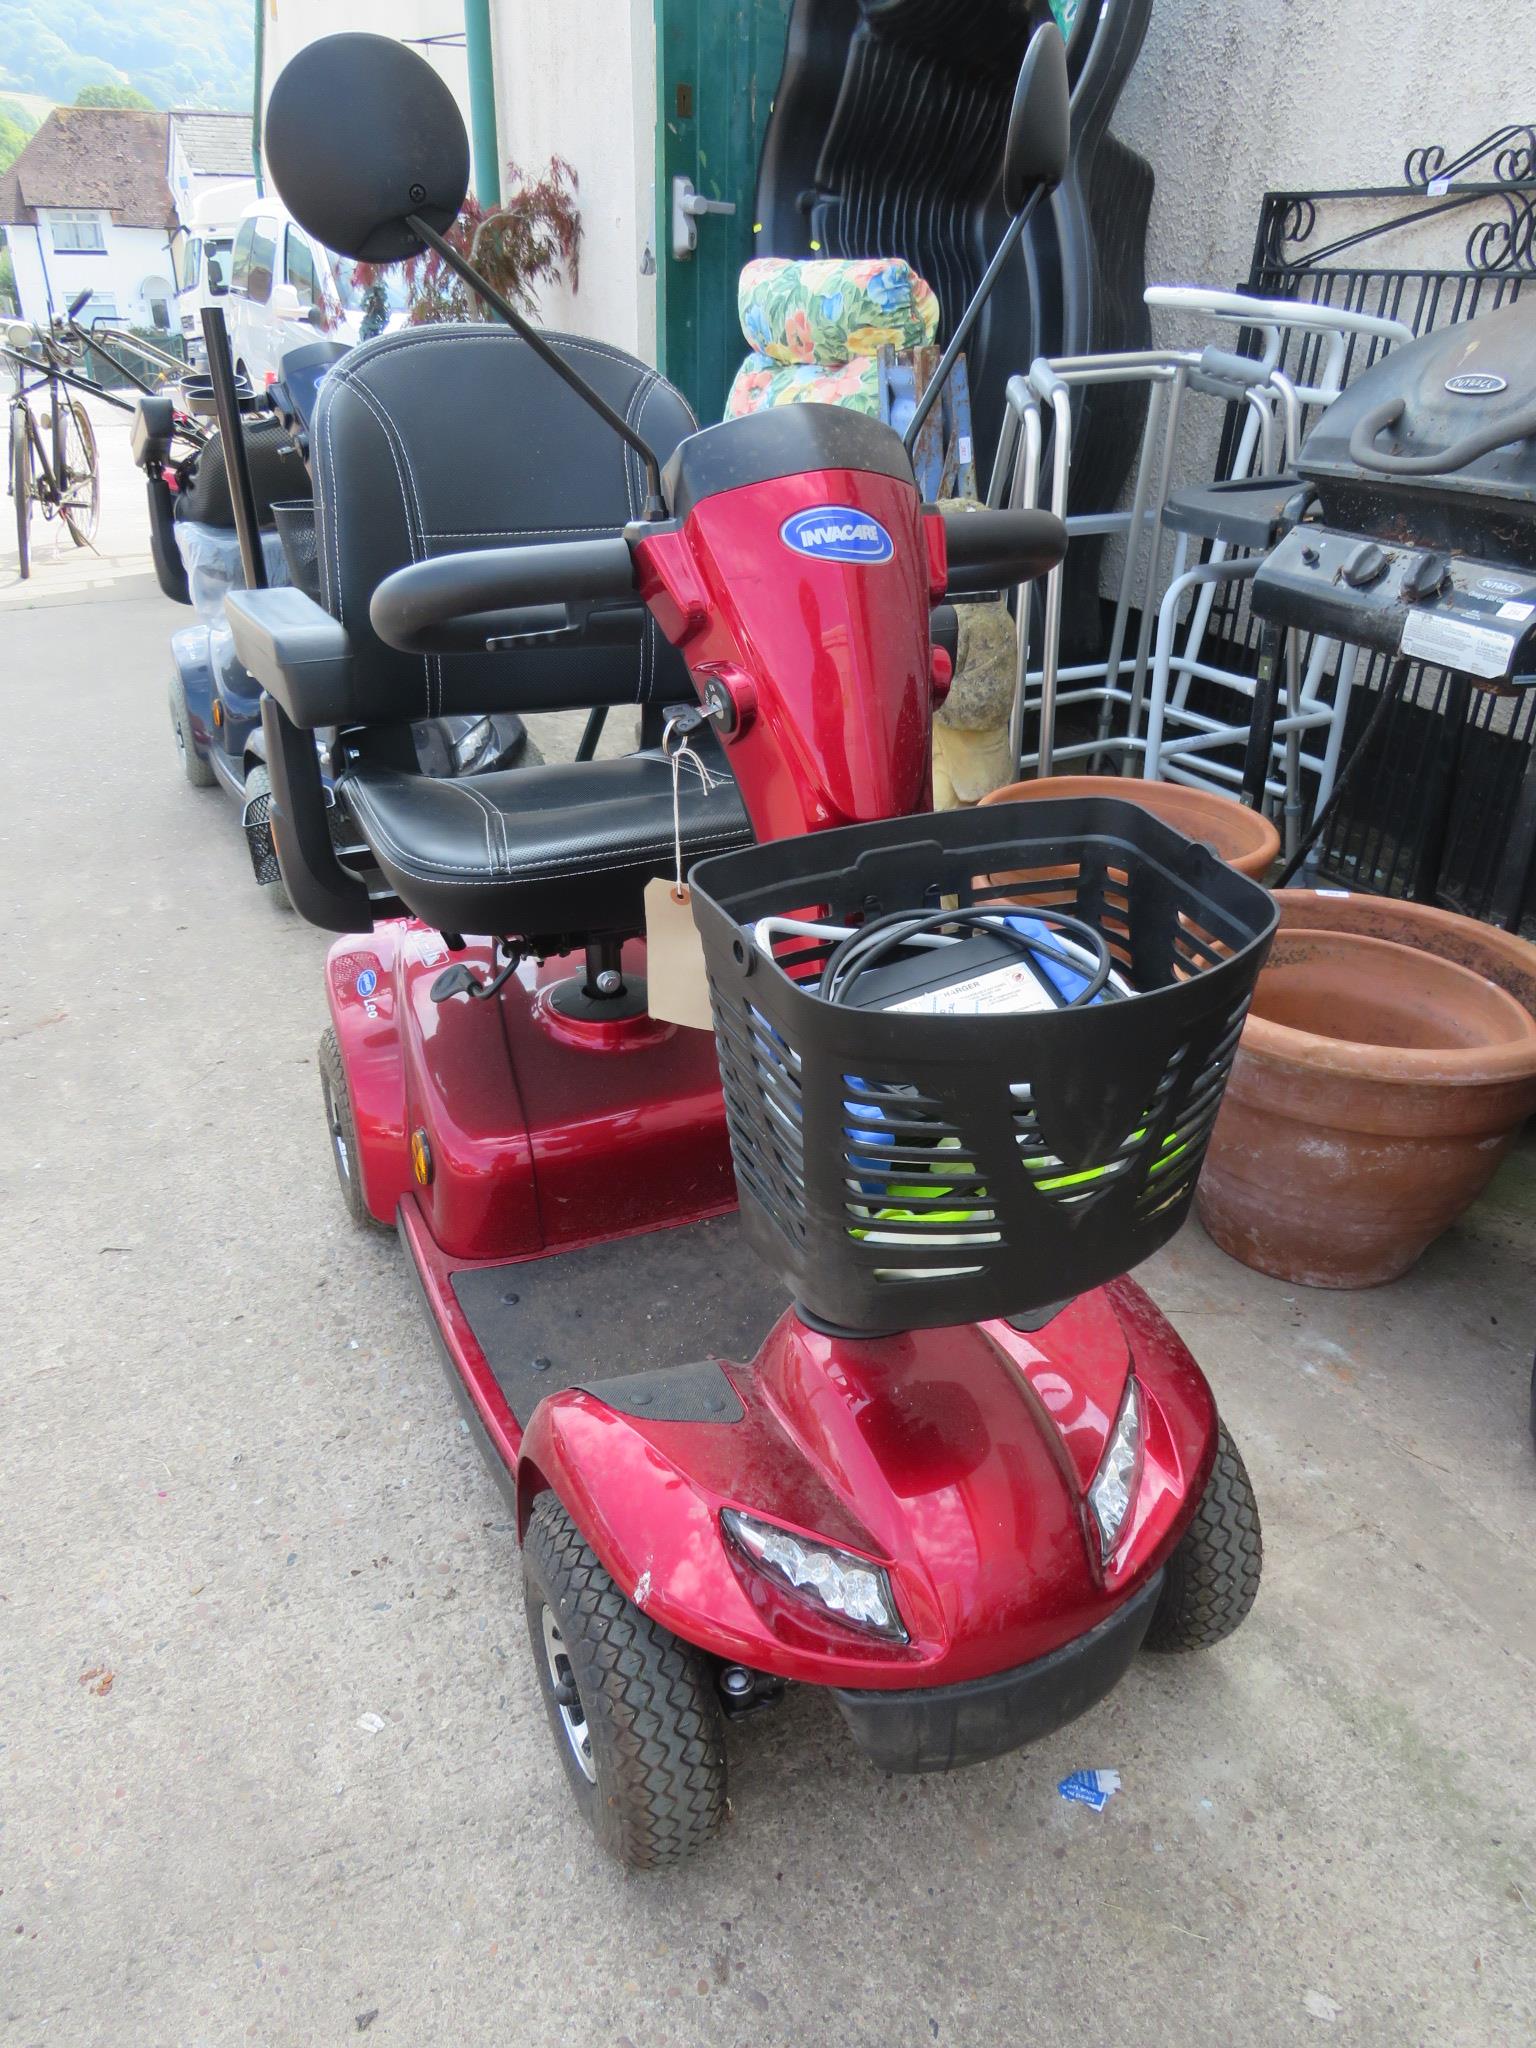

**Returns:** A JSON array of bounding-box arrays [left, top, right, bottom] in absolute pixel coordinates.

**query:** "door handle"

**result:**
[[671, 175, 737, 261]]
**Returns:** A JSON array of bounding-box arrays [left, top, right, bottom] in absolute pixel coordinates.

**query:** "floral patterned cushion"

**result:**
[[725, 351, 881, 419], [737, 257, 940, 366]]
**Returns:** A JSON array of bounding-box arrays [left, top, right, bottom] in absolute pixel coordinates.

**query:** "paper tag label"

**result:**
[[1497, 600, 1534, 621], [888, 961, 1056, 1017], [644, 879, 715, 1030], [1399, 610, 1514, 680], [1427, 175, 1451, 196]]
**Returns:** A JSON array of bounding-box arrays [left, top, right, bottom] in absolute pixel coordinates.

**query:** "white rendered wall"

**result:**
[[259, 0, 473, 184], [489, 0, 657, 360], [1114, 0, 1536, 339]]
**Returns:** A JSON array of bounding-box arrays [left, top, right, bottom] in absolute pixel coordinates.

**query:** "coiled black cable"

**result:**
[[818, 907, 1116, 1009]]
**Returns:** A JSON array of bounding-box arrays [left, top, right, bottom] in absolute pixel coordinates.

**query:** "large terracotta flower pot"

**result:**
[[980, 775, 1280, 879], [1272, 888, 1536, 1016], [1197, 928, 1536, 1287]]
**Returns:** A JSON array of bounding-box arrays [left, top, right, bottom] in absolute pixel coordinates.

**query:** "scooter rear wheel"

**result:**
[[168, 670, 216, 787], [318, 1026, 382, 1231], [522, 1494, 727, 1870], [1143, 1422, 1262, 1652]]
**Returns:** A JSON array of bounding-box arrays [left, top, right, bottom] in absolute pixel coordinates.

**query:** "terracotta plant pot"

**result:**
[[1197, 928, 1536, 1287], [980, 775, 1280, 879], [1272, 888, 1536, 1016]]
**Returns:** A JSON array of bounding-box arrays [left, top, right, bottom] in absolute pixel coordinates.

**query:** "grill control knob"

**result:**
[[1341, 541, 1389, 590], [1401, 550, 1451, 603]]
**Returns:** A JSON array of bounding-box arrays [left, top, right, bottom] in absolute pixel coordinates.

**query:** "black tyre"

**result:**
[[12, 405, 32, 580], [59, 399, 100, 547], [318, 1025, 381, 1229], [169, 669, 216, 786], [1143, 1423, 1262, 1652], [243, 763, 291, 911], [523, 1494, 727, 1870]]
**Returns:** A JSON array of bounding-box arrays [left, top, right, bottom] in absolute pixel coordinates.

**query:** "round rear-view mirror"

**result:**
[[264, 33, 470, 264], [1002, 21, 1071, 214]]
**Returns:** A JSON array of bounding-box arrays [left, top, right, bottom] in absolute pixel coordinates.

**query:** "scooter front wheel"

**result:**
[[244, 764, 291, 912], [522, 1494, 727, 1870], [1143, 1422, 1262, 1653]]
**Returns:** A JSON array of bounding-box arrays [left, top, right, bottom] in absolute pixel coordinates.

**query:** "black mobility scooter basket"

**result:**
[[689, 798, 1277, 1333], [271, 499, 323, 604]]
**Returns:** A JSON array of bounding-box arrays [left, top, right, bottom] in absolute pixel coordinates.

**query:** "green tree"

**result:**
[[0, 105, 30, 172], [74, 82, 156, 109]]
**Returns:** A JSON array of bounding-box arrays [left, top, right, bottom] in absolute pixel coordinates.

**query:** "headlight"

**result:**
[[721, 1509, 907, 1641], [1088, 1378, 1142, 1562], [451, 714, 496, 774]]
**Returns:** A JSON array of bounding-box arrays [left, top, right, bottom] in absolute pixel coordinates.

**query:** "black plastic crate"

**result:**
[[689, 798, 1277, 1333]]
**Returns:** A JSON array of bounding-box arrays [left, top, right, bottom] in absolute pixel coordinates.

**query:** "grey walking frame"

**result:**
[[989, 289, 1413, 838]]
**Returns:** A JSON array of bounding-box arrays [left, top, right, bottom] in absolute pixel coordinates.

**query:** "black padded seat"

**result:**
[[341, 743, 751, 938]]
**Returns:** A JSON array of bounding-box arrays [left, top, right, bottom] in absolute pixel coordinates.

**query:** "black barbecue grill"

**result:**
[[1252, 300, 1536, 924]]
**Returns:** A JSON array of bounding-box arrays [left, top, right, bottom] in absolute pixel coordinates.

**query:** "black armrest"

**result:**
[[225, 586, 354, 729]]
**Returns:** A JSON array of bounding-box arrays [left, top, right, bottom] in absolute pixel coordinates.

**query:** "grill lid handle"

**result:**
[[1348, 392, 1536, 476]]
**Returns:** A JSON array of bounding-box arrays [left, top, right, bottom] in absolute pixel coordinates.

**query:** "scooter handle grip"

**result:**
[[371, 536, 637, 654], [931, 505, 1067, 595]]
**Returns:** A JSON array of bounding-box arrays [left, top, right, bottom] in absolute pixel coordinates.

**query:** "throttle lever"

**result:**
[[484, 598, 649, 652]]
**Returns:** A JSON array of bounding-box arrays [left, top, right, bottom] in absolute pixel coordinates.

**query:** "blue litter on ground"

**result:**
[[1058, 1768, 1122, 1812]]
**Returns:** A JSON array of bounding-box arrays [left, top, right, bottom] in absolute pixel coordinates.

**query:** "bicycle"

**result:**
[[4, 297, 107, 577]]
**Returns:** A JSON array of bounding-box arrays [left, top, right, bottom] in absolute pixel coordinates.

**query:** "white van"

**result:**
[[174, 184, 249, 369], [222, 196, 406, 388]]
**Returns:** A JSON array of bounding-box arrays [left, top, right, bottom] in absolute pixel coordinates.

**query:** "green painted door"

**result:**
[[654, 0, 792, 423]]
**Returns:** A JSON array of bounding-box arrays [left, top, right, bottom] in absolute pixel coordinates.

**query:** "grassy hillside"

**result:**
[[0, 0, 254, 111], [0, 98, 38, 174]]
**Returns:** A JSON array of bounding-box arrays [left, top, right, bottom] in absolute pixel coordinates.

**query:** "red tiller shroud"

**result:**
[[635, 467, 949, 838]]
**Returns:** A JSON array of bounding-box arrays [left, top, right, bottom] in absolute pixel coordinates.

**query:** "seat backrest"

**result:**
[[310, 323, 697, 723]]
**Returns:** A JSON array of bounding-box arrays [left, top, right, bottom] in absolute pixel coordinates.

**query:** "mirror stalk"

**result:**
[[405, 213, 667, 518], [903, 186, 1043, 458]]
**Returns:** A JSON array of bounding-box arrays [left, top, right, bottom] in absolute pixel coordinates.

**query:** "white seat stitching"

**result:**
[[334, 377, 433, 717], [343, 376, 443, 718], [347, 784, 748, 881], [342, 770, 747, 880]]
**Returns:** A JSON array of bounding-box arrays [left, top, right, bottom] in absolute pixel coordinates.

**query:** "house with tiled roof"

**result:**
[[166, 110, 256, 222], [0, 107, 178, 332]]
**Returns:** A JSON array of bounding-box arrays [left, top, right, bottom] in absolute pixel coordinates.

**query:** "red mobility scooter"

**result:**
[[230, 26, 1275, 1868]]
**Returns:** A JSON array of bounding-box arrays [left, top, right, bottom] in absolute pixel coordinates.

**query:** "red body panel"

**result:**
[[328, 928, 735, 1258], [517, 1276, 1213, 1689]]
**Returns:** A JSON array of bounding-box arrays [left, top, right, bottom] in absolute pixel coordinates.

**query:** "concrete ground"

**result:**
[[3, 410, 1534, 2048]]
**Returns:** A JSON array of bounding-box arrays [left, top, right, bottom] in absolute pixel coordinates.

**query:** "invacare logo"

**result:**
[[780, 505, 894, 565]]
